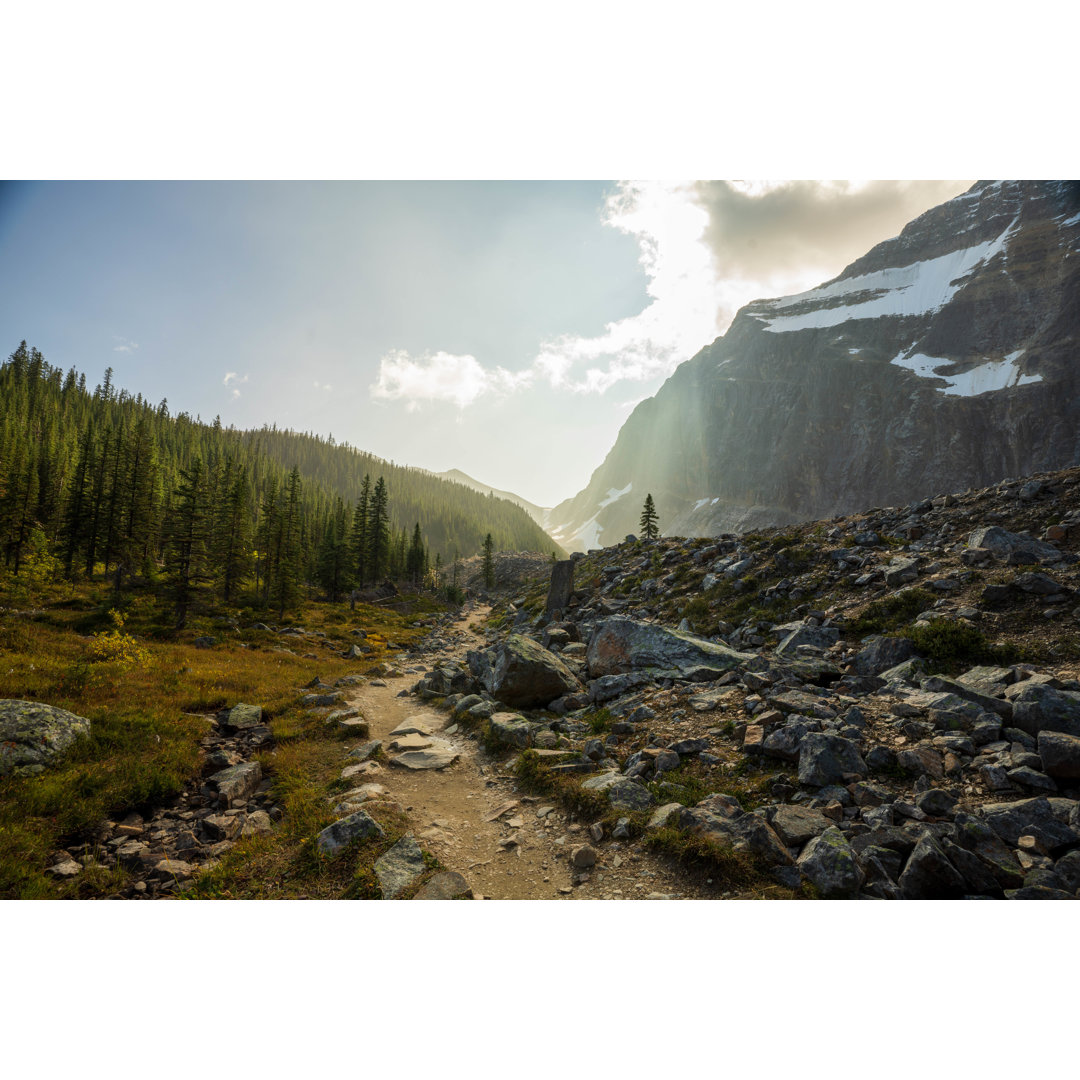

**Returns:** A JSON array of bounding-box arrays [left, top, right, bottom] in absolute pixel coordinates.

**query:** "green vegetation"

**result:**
[[848, 588, 935, 634], [0, 572, 440, 898], [639, 494, 659, 540], [0, 343, 556, 631], [643, 827, 779, 894], [900, 618, 1021, 674]]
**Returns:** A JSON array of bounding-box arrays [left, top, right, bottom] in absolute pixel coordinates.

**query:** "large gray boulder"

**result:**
[[797, 827, 864, 898], [852, 636, 917, 677], [967, 526, 1062, 564], [1011, 684, 1080, 738], [586, 616, 755, 679], [797, 733, 867, 787], [898, 832, 968, 899], [0, 700, 91, 777], [467, 634, 582, 708], [1038, 731, 1080, 779]]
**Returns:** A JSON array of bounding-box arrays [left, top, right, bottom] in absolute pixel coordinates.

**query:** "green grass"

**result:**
[[0, 574, 444, 898]]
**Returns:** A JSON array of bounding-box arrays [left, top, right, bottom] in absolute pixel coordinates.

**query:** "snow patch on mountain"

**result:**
[[891, 349, 1043, 396], [599, 483, 632, 509], [751, 216, 1020, 334]]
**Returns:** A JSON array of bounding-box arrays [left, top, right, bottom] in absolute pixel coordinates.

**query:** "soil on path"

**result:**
[[347, 606, 709, 900]]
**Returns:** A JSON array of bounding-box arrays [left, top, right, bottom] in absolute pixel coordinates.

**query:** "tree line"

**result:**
[[0, 342, 541, 624]]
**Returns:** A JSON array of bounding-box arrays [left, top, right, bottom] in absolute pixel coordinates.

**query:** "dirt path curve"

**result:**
[[347, 605, 575, 900]]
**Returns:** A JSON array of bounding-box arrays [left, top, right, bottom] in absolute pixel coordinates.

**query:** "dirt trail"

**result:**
[[346, 604, 707, 900], [348, 606, 574, 899]]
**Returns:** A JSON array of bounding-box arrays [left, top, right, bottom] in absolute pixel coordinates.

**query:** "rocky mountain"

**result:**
[[434, 468, 551, 529], [547, 180, 1080, 551]]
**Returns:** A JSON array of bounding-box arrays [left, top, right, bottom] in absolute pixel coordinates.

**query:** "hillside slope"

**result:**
[[548, 180, 1080, 550]]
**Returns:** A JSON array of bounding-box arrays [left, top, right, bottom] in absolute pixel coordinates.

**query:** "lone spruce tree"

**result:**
[[482, 533, 495, 590], [639, 494, 659, 540]]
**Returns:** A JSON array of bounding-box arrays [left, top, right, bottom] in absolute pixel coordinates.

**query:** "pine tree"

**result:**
[[366, 475, 390, 583], [350, 473, 370, 586], [269, 466, 303, 620], [482, 532, 495, 589], [213, 458, 253, 604], [163, 456, 211, 628], [406, 522, 425, 586], [316, 496, 350, 601], [639, 494, 659, 540]]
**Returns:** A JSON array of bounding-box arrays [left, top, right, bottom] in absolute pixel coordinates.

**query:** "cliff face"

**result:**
[[548, 181, 1080, 550]]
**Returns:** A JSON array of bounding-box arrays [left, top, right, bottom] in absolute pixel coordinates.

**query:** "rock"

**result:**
[[240, 810, 275, 837], [680, 796, 793, 866], [898, 832, 968, 899], [374, 835, 426, 899], [316, 809, 384, 856], [915, 789, 958, 817], [1038, 731, 1080, 779], [347, 740, 382, 761], [217, 703, 264, 731], [852, 636, 917, 677], [486, 713, 534, 749], [302, 692, 346, 707], [797, 827, 864, 898], [883, 557, 919, 587], [586, 616, 755, 679], [647, 803, 686, 830], [581, 772, 654, 811], [208, 762, 262, 807], [388, 716, 438, 737], [467, 634, 582, 708], [968, 526, 1062, 563], [388, 733, 432, 751], [0, 700, 92, 777], [1011, 684, 1080, 738], [766, 804, 830, 847], [546, 560, 575, 615], [413, 871, 472, 900], [571, 845, 597, 869], [980, 797, 1080, 851], [389, 744, 459, 770], [775, 622, 840, 656], [797, 733, 867, 787], [45, 858, 81, 878]]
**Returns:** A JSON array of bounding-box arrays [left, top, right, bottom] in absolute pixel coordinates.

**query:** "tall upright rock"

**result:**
[[548, 180, 1080, 550]]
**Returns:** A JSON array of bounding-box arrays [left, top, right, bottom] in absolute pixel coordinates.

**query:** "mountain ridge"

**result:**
[[548, 180, 1080, 551]]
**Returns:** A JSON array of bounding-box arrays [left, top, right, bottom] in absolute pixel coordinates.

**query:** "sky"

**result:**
[[0, 179, 971, 508]]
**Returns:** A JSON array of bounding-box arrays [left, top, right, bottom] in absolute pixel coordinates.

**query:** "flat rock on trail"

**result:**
[[345, 607, 704, 900]]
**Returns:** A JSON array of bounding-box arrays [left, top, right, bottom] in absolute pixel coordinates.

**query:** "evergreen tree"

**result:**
[[366, 475, 390, 582], [163, 456, 211, 628], [482, 532, 495, 589], [316, 496, 350, 601], [406, 522, 425, 586], [213, 458, 253, 604], [268, 466, 303, 619], [350, 473, 370, 586], [639, 494, 659, 540]]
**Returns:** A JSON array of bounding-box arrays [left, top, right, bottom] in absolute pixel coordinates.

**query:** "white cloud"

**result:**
[[113, 337, 139, 353], [369, 180, 974, 407], [313, 381, 334, 392], [370, 349, 532, 410], [224, 371, 249, 399]]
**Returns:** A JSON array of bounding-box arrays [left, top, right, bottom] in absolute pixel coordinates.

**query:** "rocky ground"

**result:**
[[400, 464, 1080, 899], [28, 465, 1080, 900]]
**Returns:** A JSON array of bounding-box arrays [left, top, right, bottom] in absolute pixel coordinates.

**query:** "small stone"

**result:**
[[571, 845, 597, 869]]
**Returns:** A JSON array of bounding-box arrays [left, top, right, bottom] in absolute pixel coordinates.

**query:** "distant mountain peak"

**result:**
[[549, 180, 1080, 551]]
